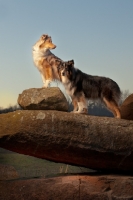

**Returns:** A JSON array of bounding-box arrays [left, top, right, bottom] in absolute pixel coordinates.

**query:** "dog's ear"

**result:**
[[68, 60, 74, 66], [41, 34, 48, 40]]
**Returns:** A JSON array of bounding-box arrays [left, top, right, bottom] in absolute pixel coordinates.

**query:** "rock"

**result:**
[[0, 110, 133, 172], [18, 87, 68, 112], [1, 175, 133, 199], [0, 164, 19, 180], [120, 93, 133, 120]]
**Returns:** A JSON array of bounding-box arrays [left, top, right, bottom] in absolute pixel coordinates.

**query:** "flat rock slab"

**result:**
[[18, 87, 68, 111], [1, 175, 133, 199], [0, 110, 133, 172]]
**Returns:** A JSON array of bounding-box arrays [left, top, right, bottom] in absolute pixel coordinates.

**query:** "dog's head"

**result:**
[[33, 34, 56, 51], [57, 60, 75, 83]]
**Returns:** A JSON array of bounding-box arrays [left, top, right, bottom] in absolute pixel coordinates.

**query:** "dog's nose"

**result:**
[[62, 72, 65, 76]]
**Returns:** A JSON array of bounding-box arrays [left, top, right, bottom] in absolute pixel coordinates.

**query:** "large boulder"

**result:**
[[1, 175, 133, 199], [18, 87, 68, 111], [120, 93, 133, 120], [0, 110, 133, 172]]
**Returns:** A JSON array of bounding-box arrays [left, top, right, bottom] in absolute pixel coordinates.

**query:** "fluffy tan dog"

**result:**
[[32, 34, 62, 87]]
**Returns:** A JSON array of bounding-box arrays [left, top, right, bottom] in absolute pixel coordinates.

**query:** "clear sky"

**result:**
[[0, 0, 133, 108]]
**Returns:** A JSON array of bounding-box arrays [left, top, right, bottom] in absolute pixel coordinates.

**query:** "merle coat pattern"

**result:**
[[58, 60, 121, 118]]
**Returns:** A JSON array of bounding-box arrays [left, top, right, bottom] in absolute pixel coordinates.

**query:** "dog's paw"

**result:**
[[42, 85, 48, 88], [82, 108, 88, 114], [70, 110, 78, 113], [71, 108, 88, 115]]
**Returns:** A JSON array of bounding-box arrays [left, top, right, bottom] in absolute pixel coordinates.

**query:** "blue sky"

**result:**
[[0, 0, 133, 108]]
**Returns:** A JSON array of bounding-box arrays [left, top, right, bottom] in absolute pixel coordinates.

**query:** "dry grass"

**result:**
[[0, 148, 93, 179]]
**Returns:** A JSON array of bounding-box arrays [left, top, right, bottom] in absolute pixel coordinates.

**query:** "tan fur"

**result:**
[[72, 98, 78, 112], [40, 59, 53, 81], [103, 98, 121, 118], [32, 34, 62, 88]]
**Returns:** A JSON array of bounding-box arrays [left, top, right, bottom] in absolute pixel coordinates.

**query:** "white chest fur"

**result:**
[[61, 78, 75, 97], [32, 48, 51, 66]]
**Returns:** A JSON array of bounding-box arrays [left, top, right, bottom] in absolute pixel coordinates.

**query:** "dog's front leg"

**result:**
[[75, 101, 88, 114], [71, 98, 78, 112], [41, 60, 53, 88], [43, 79, 51, 88], [74, 96, 88, 114], [40, 74, 46, 87], [41, 74, 50, 88], [71, 94, 88, 114]]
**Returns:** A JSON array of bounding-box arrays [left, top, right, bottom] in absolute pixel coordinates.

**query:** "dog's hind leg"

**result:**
[[103, 97, 121, 118]]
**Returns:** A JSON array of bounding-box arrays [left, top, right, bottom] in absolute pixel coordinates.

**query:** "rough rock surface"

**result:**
[[0, 110, 133, 172], [0, 164, 19, 180], [1, 175, 133, 200], [120, 93, 133, 120], [18, 87, 68, 111]]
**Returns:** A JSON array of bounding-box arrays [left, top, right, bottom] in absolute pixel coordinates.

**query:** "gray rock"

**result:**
[[0, 110, 133, 172], [18, 87, 69, 112]]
